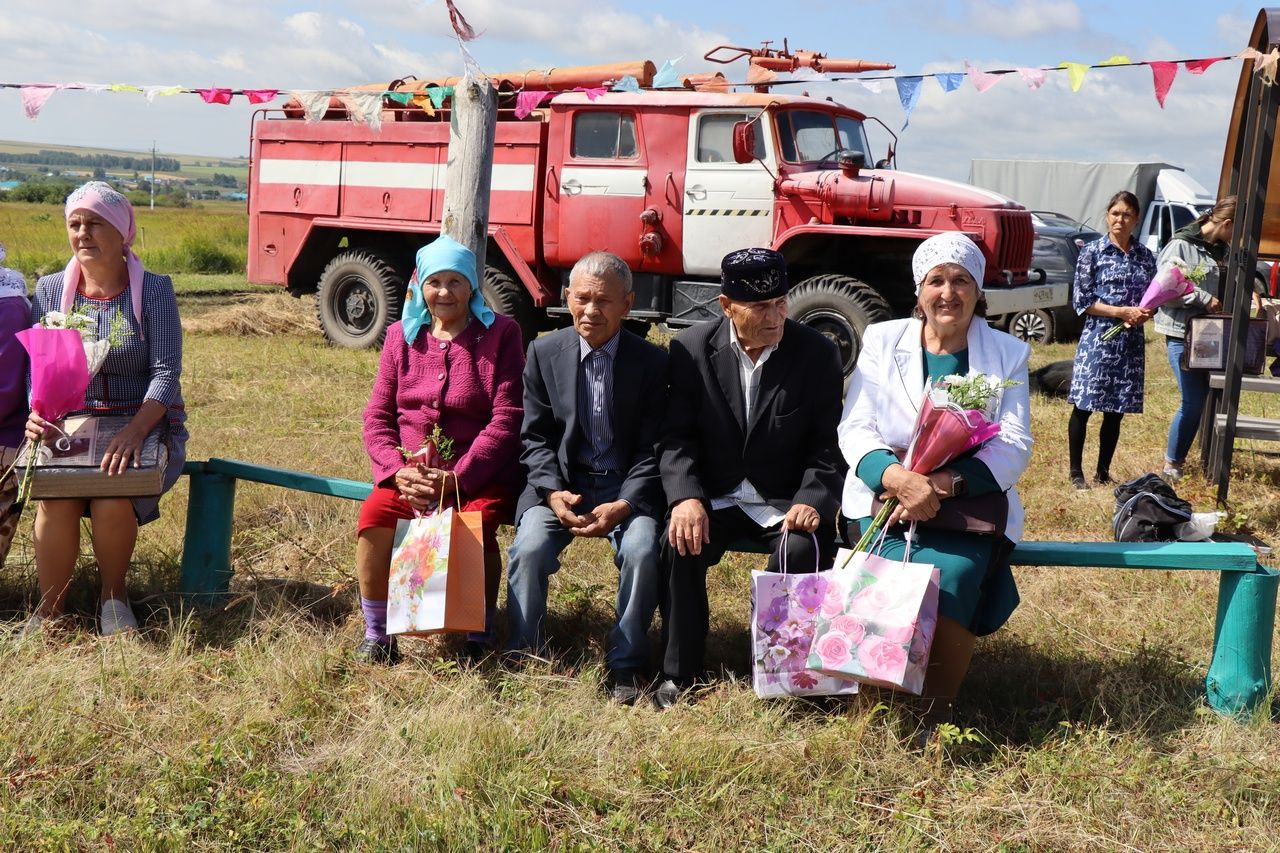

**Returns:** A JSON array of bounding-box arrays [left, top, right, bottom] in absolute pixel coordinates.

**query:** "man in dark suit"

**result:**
[[654, 247, 846, 707], [506, 251, 668, 704]]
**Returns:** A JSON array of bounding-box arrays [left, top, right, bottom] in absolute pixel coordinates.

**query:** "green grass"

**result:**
[[3, 278, 1280, 849], [0, 201, 247, 279]]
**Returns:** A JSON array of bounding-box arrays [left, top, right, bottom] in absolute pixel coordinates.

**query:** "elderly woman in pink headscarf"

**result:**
[[23, 182, 186, 637]]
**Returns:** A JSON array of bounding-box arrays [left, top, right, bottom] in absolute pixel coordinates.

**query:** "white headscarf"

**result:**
[[0, 244, 28, 304], [912, 232, 986, 294]]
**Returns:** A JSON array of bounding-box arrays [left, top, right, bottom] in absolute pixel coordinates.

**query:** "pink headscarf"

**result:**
[[60, 181, 145, 336]]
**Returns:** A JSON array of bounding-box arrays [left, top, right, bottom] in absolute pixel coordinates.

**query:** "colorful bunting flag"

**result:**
[[444, 0, 478, 41], [1058, 61, 1089, 92], [66, 83, 110, 93], [611, 75, 641, 93], [1149, 61, 1178, 108], [653, 59, 681, 89], [514, 90, 552, 119], [427, 86, 454, 109], [935, 72, 964, 93], [1016, 67, 1047, 90], [341, 91, 385, 131], [198, 88, 233, 105], [1098, 55, 1132, 66], [410, 93, 436, 116], [20, 86, 56, 120], [965, 61, 1002, 93], [244, 89, 279, 104], [110, 83, 141, 93], [895, 76, 923, 130], [855, 79, 883, 94], [141, 85, 182, 103], [290, 90, 331, 122], [1185, 57, 1223, 74], [574, 86, 607, 101], [386, 92, 413, 106]]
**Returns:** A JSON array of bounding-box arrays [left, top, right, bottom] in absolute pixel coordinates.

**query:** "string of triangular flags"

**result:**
[[0, 49, 1259, 131], [780, 53, 1246, 130]]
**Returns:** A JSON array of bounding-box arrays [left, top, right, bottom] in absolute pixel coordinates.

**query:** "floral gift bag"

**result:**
[[805, 547, 940, 695], [750, 532, 860, 699], [387, 505, 486, 636]]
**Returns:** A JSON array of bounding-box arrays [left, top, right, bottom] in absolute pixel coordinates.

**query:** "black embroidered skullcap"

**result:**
[[720, 247, 789, 302]]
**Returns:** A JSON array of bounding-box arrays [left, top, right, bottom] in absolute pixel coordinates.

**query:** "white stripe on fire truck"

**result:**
[[683, 208, 769, 216], [257, 159, 536, 193], [258, 158, 342, 186]]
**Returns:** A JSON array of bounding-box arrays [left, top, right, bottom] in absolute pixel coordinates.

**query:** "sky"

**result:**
[[0, 0, 1259, 191]]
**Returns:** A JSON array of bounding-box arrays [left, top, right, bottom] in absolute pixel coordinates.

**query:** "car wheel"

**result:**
[[1007, 308, 1054, 345]]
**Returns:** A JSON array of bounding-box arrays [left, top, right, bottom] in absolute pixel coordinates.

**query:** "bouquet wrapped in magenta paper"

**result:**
[[851, 372, 1014, 554], [2, 326, 91, 515], [1100, 259, 1208, 341]]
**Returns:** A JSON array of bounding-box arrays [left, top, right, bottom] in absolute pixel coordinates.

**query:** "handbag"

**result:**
[[869, 448, 1009, 535], [749, 530, 860, 699], [387, 476, 487, 636], [805, 537, 941, 695], [871, 492, 1008, 535]]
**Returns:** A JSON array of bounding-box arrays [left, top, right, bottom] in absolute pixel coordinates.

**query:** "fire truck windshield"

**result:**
[[775, 110, 872, 166]]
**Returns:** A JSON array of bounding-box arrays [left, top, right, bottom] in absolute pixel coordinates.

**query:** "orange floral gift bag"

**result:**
[[387, 503, 486, 636]]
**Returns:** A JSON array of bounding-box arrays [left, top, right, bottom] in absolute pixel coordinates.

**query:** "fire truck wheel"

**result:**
[[1005, 308, 1054, 345], [315, 250, 405, 348], [787, 275, 891, 377], [480, 266, 538, 346]]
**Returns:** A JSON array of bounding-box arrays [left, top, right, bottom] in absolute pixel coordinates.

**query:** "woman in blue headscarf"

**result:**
[[356, 235, 525, 663]]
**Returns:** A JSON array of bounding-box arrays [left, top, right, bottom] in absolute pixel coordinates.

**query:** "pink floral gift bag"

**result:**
[[749, 532, 860, 699], [804, 547, 940, 695]]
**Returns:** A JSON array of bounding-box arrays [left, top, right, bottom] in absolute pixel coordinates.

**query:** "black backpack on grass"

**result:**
[[1112, 474, 1193, 542]]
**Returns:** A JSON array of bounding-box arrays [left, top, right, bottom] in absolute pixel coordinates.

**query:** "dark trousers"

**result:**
[[659, 505, 837, 681]]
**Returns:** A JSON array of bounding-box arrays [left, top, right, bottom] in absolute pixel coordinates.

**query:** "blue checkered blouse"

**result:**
[[31, 271, 187, 435]]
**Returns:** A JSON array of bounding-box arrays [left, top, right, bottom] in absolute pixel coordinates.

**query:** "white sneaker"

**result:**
[[1162, 464, 1183, 482], [99, 598, 139, 636]]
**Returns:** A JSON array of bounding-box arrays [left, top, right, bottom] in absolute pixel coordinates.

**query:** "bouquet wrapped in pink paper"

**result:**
[[851, 372, 1012, 553], [2, 326, 91, 515], [1101, 259, 1207, 341]]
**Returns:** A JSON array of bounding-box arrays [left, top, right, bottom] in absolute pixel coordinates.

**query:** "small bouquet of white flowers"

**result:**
[[37, 306, 129, 377]]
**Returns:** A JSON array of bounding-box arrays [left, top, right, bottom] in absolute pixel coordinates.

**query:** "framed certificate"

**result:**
[[1185, 314, 1268, 374]]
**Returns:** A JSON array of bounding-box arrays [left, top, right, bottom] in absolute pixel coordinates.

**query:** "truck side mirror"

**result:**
[[732, 121, 757, 164]]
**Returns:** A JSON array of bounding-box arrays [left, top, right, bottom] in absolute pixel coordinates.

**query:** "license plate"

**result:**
[[1033, 287, 1054, 304]]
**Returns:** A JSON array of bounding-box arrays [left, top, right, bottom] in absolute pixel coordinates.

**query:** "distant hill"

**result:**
[[0, 139, 249, 200]]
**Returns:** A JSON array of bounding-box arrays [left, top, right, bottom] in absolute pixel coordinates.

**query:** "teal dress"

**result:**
[[851, 349, 1019, 636]]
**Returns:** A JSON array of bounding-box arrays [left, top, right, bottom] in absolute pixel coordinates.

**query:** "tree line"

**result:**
[[0, 150, 181, 172]]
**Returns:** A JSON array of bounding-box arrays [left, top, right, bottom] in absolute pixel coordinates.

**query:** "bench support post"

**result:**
[[179, 470, 236, 605], [1206, 565, 1279, 716]]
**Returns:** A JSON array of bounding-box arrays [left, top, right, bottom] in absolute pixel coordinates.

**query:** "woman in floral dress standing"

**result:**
[[1067, 190, 1157, 489]]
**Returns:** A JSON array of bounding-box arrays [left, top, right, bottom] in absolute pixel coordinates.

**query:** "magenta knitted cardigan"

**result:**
[[363, 314, 525, 496]]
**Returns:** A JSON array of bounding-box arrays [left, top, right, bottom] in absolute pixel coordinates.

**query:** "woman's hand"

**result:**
[[99, 424, 147, 476], [1121, 306, 1154, 327], [25, 411, 55, 445], [394, 464, 435, 511], [881, 464, 942, 525]]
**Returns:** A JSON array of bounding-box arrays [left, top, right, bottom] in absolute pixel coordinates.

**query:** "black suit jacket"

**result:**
[[660, 316, 846, 519], [516, 326, 669, 521]]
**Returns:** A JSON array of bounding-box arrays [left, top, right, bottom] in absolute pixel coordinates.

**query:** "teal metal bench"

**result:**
[[177, 458, 1278, 718]]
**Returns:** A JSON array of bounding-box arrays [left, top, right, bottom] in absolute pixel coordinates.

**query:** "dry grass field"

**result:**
[[2, 264, 1280, 848]]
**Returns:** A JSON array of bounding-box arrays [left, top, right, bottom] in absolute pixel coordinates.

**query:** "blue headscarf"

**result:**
[[402, 235, 496, 344]]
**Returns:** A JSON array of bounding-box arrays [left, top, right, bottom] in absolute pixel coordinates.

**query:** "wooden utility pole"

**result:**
[[440, 70, 498, 282]]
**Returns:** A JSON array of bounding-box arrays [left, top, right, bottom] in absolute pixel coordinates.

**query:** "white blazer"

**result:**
[[838, 317, 1034, 541]]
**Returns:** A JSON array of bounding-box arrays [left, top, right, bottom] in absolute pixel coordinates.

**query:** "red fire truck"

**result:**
[[247, 49, 1055, 375]]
